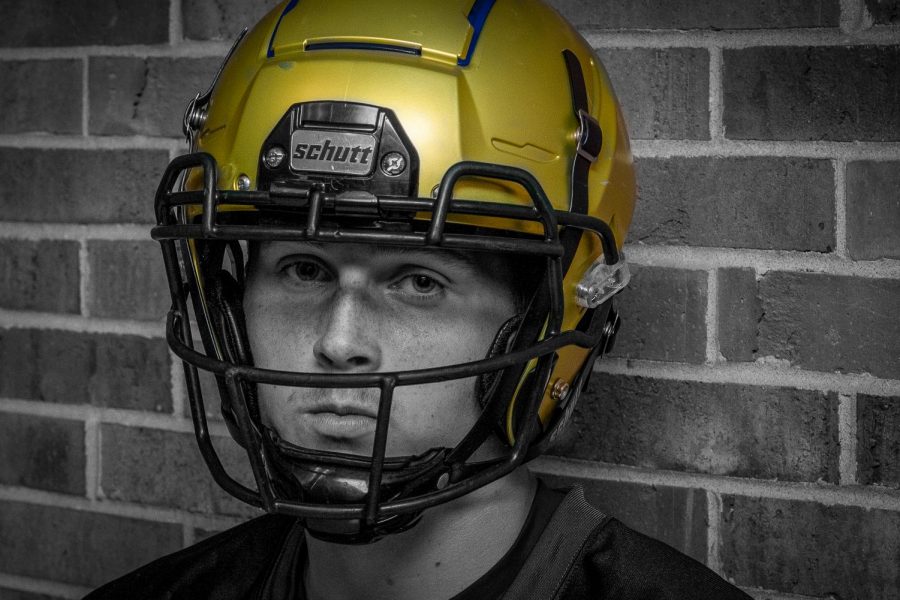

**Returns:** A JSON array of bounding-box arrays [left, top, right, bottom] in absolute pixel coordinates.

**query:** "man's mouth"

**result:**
[[301, 398, 379, 438]]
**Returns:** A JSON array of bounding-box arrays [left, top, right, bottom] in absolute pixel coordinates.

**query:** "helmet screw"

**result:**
[[436, 472, 450, 490], [237, 174, 251, 191], [264, 146, 286, 169], [550, 379, 571, 403], [380, 152, 407, 177]]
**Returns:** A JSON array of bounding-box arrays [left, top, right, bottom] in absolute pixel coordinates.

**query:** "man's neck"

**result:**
[[303, 467, 537, 600]]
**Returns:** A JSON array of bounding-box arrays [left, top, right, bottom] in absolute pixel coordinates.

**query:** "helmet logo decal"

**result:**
[[289, 130, 377, 176]]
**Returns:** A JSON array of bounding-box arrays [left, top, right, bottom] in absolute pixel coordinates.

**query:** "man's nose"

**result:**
[[312, 289, 382, 371]]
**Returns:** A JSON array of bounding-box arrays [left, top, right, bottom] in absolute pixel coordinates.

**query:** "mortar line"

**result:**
[[705, 269, 720, 364], [838, 393, 858, 486], [78, 240, 91, 317], [705, 490, 723, 573], [707, 46, 725, 141], [0, 398, 227, 435], [0, 573, 90, 600], [170, 349, 187, 420], [0, 309, 164, 336], [834, 158, 849, 258], [0, 483, 257, 524], [583, 27, 900, 48], [630, 138, 900, 160], [592, 358, 900, 397], [740, 588, 826, 600], [0, 42, 233, 60], [84, 413, 100, 501], [169, 0, 184, 45], [623, 244, 900, 279], [530, 457, 900, 511], [81, 55, 89, 137], [0, 133, 180, 150], [0, 222, 151, 241]]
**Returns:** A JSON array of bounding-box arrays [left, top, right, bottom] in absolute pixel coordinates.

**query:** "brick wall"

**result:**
[[0, 1, 897, 598]]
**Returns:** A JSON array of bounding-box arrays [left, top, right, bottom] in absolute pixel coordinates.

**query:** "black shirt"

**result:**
[[85, 484, 751, 599]]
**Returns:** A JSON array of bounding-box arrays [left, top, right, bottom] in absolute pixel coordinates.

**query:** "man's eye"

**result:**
[[411, 274, 439, 294], [394, 273, 444, 296], [283, 260, 330, 283]]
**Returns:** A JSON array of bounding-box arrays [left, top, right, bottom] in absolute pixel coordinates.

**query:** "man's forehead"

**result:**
[[253, 240, 489, 271]]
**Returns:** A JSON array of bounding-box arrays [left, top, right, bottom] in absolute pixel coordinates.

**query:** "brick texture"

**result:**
[[867, 0, 900, 24], [846, 161, 900, 260], [182, 0, 279, 41], [89, 57, 221, 138], [0, 413, 85, 495], [0, 60, 82, 135], [609, 266, 708, 364], [0, 1, 169, 47], [632, 157, 835, 251], [100, 424, 258, 517], [87, 241, 170, 320], [548, 0, 839, 29], [539, 474, 708, 563], [717, 268, 761, 361], [721, 495, 900, 598], [599, 48, 709, 140], [0, 329, 172, 412], [858, 394, 900, 488], [724, 46, 900, 142], [0, 149, 165, 224], [552, 373, 841, 482], [0, 501, 181, 588], [0, 240, 80, 313], [758, 272, 900, 378]]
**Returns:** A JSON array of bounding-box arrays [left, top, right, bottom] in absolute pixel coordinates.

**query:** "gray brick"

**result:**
[[0, 413, 85, 495], [599, 48, 709, 140], [721, 495, 900, 598], [866, 0, 900, 24], [538, 474, 708, 563], [846, 161, 900, 260], [0, 501, 181, 587], [87, 241, 169, 321], [0, 329, 172, 412], [858, 394, 900, 488], [0, 240, 80, 313], [89, 57, 221, 138], [0, 60, 82, 134], [548, 0, 839, 29], [0, 149, 165, 223], [610, 266, 708, 364], [183, 0, 280, 41], [632, 157, 835, 251], [758, 272, 900, 378], [718, 267, 761, 361], [552, 373, 841, 482], [0, 1, 168, 47], [724, 46, 900, 141], [100, 424, 258, 517]]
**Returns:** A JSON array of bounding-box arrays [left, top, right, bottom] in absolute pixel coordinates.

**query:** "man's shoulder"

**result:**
[[83, 514, 301, 600], [570, 515, 752, 599], [521, 484, 752, 600]]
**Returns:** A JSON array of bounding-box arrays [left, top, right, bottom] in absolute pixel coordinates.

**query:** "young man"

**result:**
[[88, 1, 751, 598]]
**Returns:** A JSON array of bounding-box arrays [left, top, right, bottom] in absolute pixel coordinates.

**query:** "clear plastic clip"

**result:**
[[575, 252, 630, 308]]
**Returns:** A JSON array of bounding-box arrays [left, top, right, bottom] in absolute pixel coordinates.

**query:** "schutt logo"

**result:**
[[293, 139, 374, 165], [289, 130, 377, 175]]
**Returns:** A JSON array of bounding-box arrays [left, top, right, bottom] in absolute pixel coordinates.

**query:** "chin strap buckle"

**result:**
[[575, 108, 603, 163], [575, 252, 630, 309]]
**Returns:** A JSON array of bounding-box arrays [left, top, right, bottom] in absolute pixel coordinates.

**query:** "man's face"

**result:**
[[243, 241, 520, 458]]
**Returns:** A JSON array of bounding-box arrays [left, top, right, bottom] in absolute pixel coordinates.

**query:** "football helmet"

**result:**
[[154, 0, 635, 543]]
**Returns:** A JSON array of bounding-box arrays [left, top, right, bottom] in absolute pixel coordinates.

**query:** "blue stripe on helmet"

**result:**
[[267, 0, 301, 59], [458, 0, 497, 67]]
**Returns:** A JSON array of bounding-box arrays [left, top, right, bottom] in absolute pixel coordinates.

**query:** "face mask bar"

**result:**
[[153, 154, 621, 534]]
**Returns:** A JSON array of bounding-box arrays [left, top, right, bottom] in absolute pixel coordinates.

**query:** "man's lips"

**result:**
[[299, 398, 379, 439], [301, 398, 379, 419]]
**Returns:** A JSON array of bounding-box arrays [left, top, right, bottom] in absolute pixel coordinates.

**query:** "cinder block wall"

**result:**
[[0, 1, 898, 598]]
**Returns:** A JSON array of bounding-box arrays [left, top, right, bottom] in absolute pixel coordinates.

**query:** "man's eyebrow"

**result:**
[[368, 244, 482, 271]]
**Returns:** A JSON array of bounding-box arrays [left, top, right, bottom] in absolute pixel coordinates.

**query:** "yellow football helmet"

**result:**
[[154, 0, 635, 542]]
